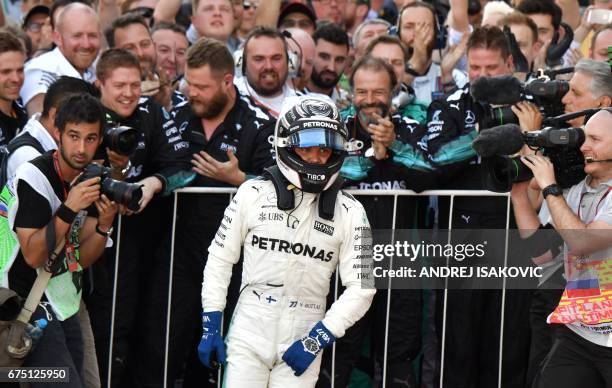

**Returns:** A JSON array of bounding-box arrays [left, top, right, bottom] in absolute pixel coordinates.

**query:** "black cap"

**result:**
[[22, 5, 50, 28], [278, 1, 317, 28]]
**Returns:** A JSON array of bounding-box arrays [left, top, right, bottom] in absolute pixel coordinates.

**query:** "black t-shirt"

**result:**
[[10, 151, 94, 298], [0, 100, 28, 146]]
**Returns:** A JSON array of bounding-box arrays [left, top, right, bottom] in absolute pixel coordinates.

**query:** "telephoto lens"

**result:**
[[104, 126, 139, 156], [77, 163, 143, 211]]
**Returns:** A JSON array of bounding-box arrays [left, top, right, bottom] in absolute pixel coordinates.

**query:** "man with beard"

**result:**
[[1, 94, 117, 388], [167, 37, 276, 387], [317, 55, 433, 388], [304, 23, 350, 103], [235, 26, 297, 118], [21, 2, 101, 115]]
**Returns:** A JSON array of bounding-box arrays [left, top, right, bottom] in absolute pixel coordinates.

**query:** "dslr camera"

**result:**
[[76, 163, 143, 211]]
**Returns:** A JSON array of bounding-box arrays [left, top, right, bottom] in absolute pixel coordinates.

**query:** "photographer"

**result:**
[[1, 94, 117, 387], [87, 48, 190, 386], [424, 25, 532, 388], [511, 109, 612, 388], [561, 59, 612, 127]]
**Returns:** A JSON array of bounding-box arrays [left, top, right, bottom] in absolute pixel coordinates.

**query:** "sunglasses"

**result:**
[[25, 22, 44, 32], [243, 1, 256, 10]]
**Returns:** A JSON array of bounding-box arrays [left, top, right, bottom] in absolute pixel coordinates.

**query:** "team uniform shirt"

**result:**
[[201, 179, 375, 386], [0, 100, 28, 146], [539, 176, 612, 347], [340, 108, 432, 191], [172, 88, 276, 189], [0, 152, 94, 320], [20, 48, 97, 107], [234, 77, 297, 118], [423, 83, 529, 214], [98, 96, 191, 194]]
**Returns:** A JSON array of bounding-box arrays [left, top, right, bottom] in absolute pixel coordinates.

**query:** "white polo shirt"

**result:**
[[20, 48, 97, 106]]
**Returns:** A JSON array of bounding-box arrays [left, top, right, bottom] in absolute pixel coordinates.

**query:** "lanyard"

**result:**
[[52, 151, 68, 200], [577, 186, 612, 221], [52, 151, 79, 272]]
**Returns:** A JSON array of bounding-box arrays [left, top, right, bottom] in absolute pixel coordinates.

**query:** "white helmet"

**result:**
[[273, 96, 361, 193]]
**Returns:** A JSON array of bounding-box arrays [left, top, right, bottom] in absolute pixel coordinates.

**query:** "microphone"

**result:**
[[472, 124, 524, 157], [585, 157, 612, 164], [543, 108, 602, 127], [470, 76, 523, 105]]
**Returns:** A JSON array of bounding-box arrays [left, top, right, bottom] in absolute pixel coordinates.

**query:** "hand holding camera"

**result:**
[[95, 194, 119, 232], [74, 163, 143, 212], [65, 176, 101, 213]]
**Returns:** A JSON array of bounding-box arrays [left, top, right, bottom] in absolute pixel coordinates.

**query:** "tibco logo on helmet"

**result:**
[[273, 96, 362, 193], [307, 173, 326, 181]]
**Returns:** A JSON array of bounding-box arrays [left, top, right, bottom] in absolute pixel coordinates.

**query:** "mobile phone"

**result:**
[[587, 8, 612, 25], [357, 106, 390, 127]]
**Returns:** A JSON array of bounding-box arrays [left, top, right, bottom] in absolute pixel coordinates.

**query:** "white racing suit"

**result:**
[[202, 178, 376, 387]]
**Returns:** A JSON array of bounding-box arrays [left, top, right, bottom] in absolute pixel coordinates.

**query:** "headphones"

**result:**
[[234, 30, 300, 79]]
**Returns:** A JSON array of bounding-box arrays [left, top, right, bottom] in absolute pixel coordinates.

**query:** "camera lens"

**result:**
[[101, 178, 143, 211], [104, 126, 139, 156], [485, 156, 533, 192]]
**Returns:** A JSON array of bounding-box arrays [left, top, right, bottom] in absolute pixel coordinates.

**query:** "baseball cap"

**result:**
[[22, 5, 50, 28], [278, 1, 317, 28]]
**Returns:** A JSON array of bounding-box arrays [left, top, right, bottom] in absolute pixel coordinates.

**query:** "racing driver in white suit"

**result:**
[[197, 96, 376, 387]]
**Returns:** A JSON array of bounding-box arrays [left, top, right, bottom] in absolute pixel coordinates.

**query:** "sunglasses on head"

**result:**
[[131, 6, 154, 19], [243, 1, 256, 10]]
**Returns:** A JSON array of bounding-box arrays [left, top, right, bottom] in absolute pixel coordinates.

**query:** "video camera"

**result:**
[[471, 109, 604, 192], [76, 163, 143, 211], [470, 69, 573, 129], [481, 127, 585, 192]]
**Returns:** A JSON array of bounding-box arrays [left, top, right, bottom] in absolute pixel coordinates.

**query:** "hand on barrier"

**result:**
[[197, 311, 226, 368], [282, 321, 335, 376]]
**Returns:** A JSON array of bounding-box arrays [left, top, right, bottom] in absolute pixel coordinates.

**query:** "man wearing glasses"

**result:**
[[21, 5, 52, 56]]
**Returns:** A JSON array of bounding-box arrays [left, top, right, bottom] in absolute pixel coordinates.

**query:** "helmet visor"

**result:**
[[285, 128, 346, 151]]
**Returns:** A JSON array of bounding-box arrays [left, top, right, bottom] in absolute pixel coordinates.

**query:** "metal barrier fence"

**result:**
[[106, 187, 512, 388]]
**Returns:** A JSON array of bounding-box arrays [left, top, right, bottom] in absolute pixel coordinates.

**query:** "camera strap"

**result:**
[[52, 151, 79, 273]]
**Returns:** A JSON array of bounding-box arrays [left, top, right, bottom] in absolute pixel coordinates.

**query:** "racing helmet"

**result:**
[[274, 96, 361, 193]]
